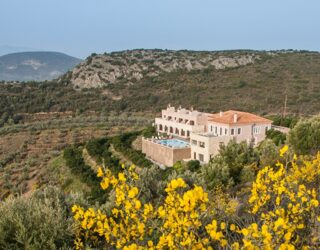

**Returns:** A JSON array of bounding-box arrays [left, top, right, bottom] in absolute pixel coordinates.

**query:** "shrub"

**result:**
[[186, 160, 201, 172], [63, 146, 107, 203], [215, 140, 258, 184], [112, 132, 152, 168], [288, 115, 320, 155], [0, 186, 85, 249], [72, 146, 320, 249], [266, 128, 286, 145]]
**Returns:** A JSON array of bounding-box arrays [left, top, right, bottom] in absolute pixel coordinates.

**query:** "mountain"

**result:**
[[0, 52, 82, 81], [0, 45, 37, 56], [66, 49, 258, 88], [1, 49, 320, 117]]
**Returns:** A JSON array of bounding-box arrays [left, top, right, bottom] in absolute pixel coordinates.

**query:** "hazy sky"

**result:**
[[1, 0, 319, 58]]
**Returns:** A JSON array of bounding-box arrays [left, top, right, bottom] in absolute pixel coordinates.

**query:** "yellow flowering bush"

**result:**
[[72, 165, 154, 249], [72, 146, 320, 249], [241, 149, 320, 249]]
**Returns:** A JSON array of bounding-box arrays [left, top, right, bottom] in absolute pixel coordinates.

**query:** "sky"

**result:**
[[1, 0, 319, 58]]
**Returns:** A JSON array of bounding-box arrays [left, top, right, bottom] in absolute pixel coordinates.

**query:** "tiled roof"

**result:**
[[208, 110, 272, 125]]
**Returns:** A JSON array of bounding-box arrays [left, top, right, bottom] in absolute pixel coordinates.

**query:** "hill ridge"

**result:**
[[0, 51, 82, 81]]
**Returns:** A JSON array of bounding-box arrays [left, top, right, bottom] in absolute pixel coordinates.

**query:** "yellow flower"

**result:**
[[118, 172, 126, 182], [148, 240, 153, 247], [242, 228, 249, 236], [280, 145, 289, 157], [128, 187, 139, 199], [97, 167, 104, 177], [230, 224, 236, 231]]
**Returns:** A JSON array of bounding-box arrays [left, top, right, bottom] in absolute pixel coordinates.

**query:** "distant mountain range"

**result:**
[[0, 45, 37, 56], [0, 52, 82, 81]]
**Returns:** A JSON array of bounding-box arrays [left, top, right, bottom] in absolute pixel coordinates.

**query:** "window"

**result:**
[[191, 140, 197, 145], [220, 127, 222, 135], [215, 126, 217, 134], [199, 141, 205, 148], [253, 126, 261, 134], [231, 128, 235, 135], [199, 154, 204, 162], [237, 128, 242, 135], [194, 152, 196, 160], [190, 120, 195, 125], [211, 126, 213, 132], [225, 128, 228, 135]]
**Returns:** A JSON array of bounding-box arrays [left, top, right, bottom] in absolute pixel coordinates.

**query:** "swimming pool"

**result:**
[[157, 139, 190, 148]]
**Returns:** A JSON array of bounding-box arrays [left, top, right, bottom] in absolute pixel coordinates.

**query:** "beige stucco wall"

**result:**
[[190, 133, 231, 163], [162, 107, 208, 126], [142, 138, 191, 166], [155, 118, 205, 138], [208, 122, 272, 145], [190, 122, 272, 163]]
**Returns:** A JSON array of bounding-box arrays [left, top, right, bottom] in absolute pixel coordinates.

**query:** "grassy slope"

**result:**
[[116, 52, 320, 114], [44, 154, 91, 194]]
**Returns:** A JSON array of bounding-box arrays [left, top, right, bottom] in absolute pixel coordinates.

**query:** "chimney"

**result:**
[[220, 111, 223, 117], [233, 113, 238, 123]]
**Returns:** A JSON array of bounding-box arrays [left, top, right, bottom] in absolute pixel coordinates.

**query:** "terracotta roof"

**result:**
[[208, 110, 272, 125]]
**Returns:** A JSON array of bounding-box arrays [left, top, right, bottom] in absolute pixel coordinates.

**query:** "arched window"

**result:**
[[175, 128, 179, 135], [170, 127, 173, 133]]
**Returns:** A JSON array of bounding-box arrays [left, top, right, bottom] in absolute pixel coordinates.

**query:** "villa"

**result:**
[[142, 105, 272, 166]]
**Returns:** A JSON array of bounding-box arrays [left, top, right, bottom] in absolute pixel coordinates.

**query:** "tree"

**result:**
[[266, 128, 286, 145], [256, 139, 279, 167], [288, 115, 320, 155], [215, 140, 258, 184], [187, 160, 201, 172]]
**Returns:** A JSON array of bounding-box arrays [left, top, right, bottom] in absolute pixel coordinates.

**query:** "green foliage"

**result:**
[[112, 131, 153, 168], [86, 138, 120, 171], [256, 139, 279, 167], [63, 146, 107, 203], [239, 165, 256, 183], [288, 115, 320, 155], [271, 115, 299, 128], [216, 140, 258, 184], [1, 51, 320, 126], [173, 161, 184, 173], [186, 160, 201, 172], [266, 128, 286, 145], [141, 125, 156, 138], [200, 160, 233, 189], [134, 165, 172, 203], [0, 186, 86, 250]]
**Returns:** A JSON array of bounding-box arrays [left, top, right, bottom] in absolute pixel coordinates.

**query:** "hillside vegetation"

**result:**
[[0, 50, 319, 126], [67, 49, 258, 88]]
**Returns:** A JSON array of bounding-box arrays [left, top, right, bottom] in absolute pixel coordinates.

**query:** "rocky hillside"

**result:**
[[0, 52, 82, 81], [67, 50, 259, 88], [2, 50, 320, 119]]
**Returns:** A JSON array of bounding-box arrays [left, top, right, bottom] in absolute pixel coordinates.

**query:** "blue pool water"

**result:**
[[157, 139, 190, 148]]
